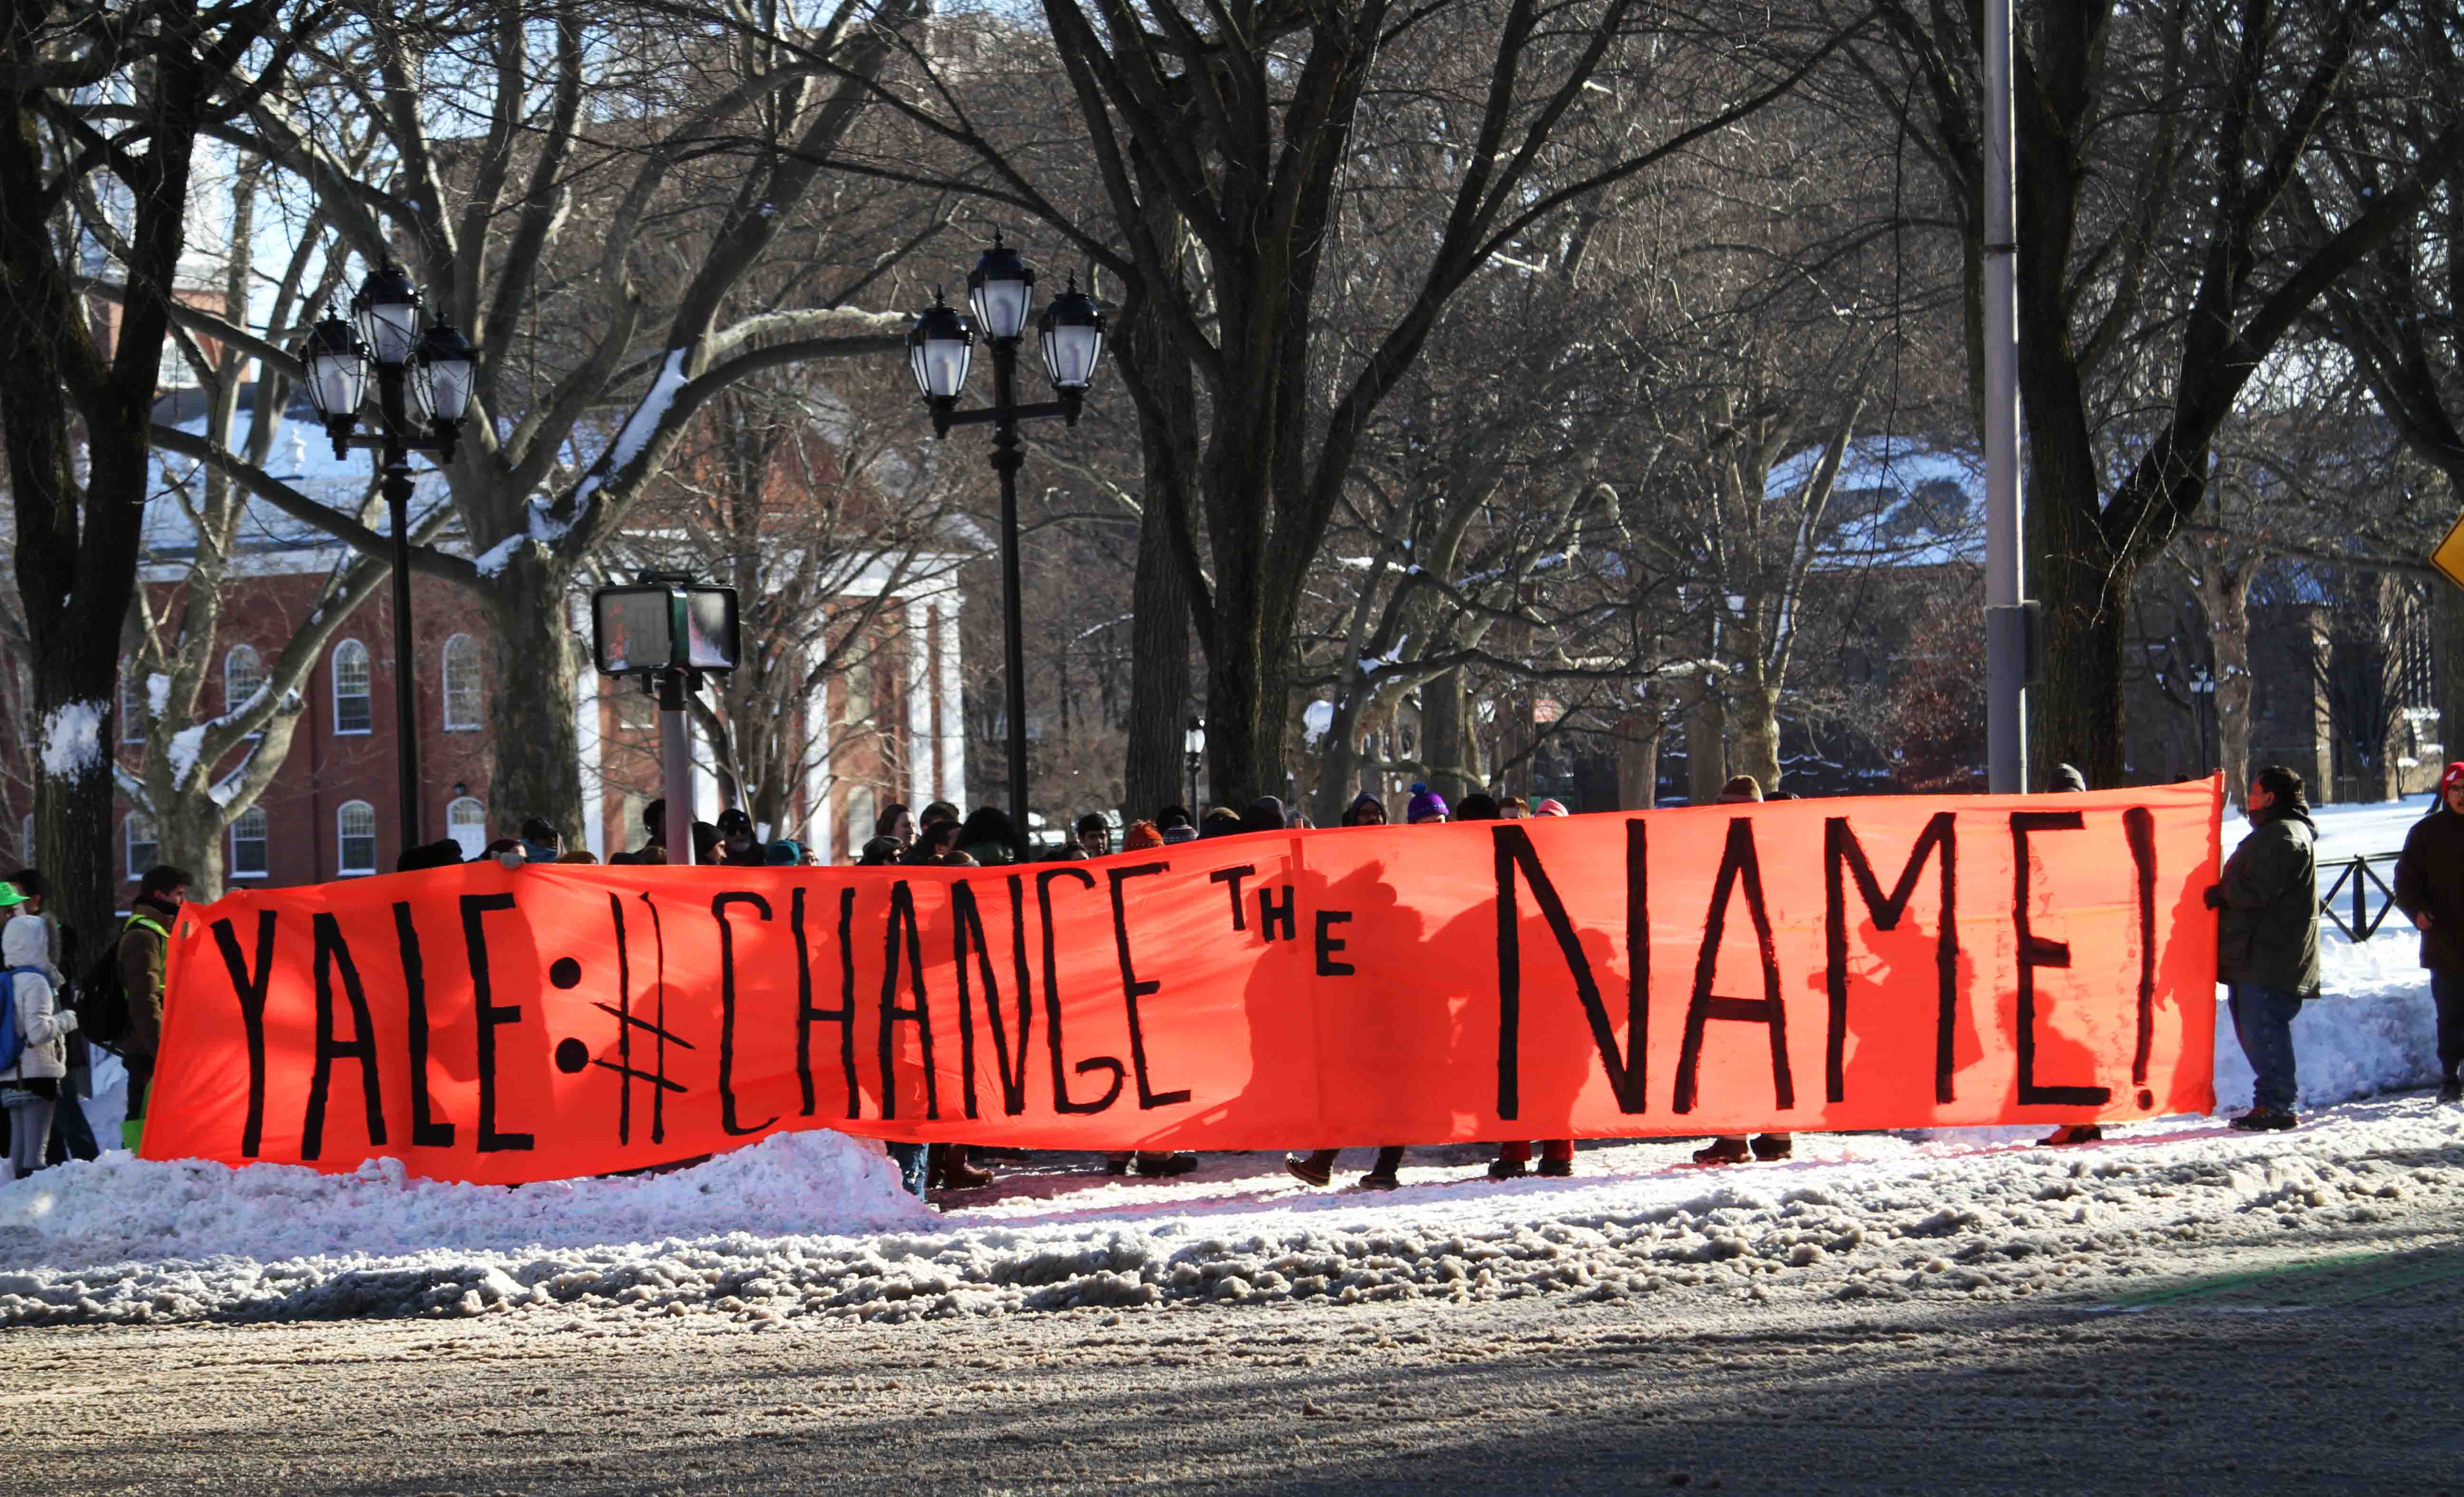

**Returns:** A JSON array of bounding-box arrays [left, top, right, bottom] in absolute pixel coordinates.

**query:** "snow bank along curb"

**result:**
[[2, 1100, 2458, 1328]]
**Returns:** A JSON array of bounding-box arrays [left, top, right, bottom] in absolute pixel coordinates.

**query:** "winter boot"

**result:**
[[2442, 1076, 2462, 1104], [1284, 1152, 1336, 1188], [1535, 1156, 1574, 1178], [1106, 1153, 1134, 1175], [2039, 1124, 2103, 1146], [1134, 1151, 1198, 1177], [1691, 1136, 1752, 1165], [2229, 1107, 2298, 1132], [1358, 1145, 1406, 1189], [934, 1144, 993, 1190], [1750, 1133, 1793, 1161], [1486, 1157, 1530, 1180]]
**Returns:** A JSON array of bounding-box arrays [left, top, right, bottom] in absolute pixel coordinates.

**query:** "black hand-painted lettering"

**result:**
[[1039, 866, 1124, 1113], [1492, 823, 1650, 1121], [1673, 817, 1794, 1114], [2012, 810, 2111, 1108], [877, 880, 940, 1121], [460, 892, 535, 1152], [1210, 865, 1256, 931], [1315, 911, 1355, 976], [1824, 812, 1958, 1105], [1255, 885, 1294, 942], [951, 878, 1032, 1119], [1107, 862, 1188, 1109], [302, 912, 386, 1161], [391, 901, 454, 1147], [209, 911, 277, 1158], [2125, 806, 2158, 1106], [590, 893, 691, 1145], [790, 887, 857, 1119], [712, 892, 780, 1135]]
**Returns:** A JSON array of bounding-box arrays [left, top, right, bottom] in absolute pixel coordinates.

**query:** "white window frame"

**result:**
[[446, 796, 488, 860], [229, 805, 270, 879], [333, 640, 372, 735], [337, 800, 377, 876], [125, 813, 158, 881], [224, 643, 266, 713], [441, 633, 482, 732], [120, 664, 149, 744]]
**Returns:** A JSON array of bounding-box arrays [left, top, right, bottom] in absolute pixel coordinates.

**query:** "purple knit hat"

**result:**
[[1406, 782, 1450, 823]]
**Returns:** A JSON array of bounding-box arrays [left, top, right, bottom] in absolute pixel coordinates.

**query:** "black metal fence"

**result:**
[[2319, 853, 2404, 942]]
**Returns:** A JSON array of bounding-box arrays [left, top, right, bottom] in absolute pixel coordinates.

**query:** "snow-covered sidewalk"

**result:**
[[3, 896, 2456, 1329]]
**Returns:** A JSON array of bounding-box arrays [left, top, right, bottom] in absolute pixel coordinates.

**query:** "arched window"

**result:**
[[125, 813, 158, 881], [224, 644, 267, 716], [447, 796, 488, 860], [337, 800, 376, 875], [442, 634, 482, 731], [120, 663, 151, 743], [229, 806, 269, 878], [333, 640, 372, 734]]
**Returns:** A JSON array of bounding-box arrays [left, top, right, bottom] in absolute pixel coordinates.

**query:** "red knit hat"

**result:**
[[2442, 762, 2464, 791]]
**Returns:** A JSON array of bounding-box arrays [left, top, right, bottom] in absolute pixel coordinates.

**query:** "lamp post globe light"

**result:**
[[907, 234, 1107, 862], [1184, 716, 1204, 814], [299, 258, 478, 854]]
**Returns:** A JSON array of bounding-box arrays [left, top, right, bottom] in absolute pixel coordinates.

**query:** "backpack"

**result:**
[[75, 915, 163, 1052], [0, 966, 35, 1074]]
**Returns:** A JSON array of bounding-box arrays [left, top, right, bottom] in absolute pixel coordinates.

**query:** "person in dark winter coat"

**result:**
[[116, 864, 190, 1151], [2206, 764, 2320, 1130], [2392, 761, 2464, 1103], [953, 807, 1020, 866], [1696, 778, 1792, 1164], [1342, 793, 1387, 826]]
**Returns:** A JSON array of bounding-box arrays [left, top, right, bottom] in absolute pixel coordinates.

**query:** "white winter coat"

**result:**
[[2, 912, 76, 1083]]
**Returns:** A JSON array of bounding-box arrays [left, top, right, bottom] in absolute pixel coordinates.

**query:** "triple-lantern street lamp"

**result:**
[[908, 233, 1107, 862], [299, 261, 477, 850]]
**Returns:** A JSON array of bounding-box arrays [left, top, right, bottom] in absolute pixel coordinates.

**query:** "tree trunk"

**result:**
[[1686, 675, 1728, 804], [154, 797, 229, 904], [2029, 449, 2133, 788], [1732, 666, 1783, 795], [1616, 712, 1661, 811], [2198, 550, 2255, 809], [1124, 476, 1192, 825], [1420, 669, 1476, 803], [1311, 692, 1366, 827], [487, 554, 586, 848]]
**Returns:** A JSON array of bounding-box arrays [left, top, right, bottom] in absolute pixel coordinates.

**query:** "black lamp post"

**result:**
[[909, 233, 1107, 863], [300, 261, 476, 853], [1184, 716, 1204, 813]]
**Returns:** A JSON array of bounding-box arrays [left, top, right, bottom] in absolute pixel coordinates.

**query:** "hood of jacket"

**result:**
[[2, 911, 48, 968]]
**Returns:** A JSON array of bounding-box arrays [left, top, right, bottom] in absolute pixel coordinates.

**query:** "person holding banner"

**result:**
[[115, 865, 188, 1152], [2392, 761, 2464, 1104], [2207, 765, 2320, 1131]]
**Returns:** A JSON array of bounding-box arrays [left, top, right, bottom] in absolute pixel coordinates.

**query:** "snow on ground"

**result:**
[[2, 879, 2456, 1330]]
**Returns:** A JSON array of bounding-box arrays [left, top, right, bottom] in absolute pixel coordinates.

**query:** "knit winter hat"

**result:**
[[1532, 798, 1570, 817], [1406, 782, 1450, 823], [2442, 762, 2464, 792]]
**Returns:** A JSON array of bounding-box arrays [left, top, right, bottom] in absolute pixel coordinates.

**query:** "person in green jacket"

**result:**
[[2204, 766, 2320, 1131]]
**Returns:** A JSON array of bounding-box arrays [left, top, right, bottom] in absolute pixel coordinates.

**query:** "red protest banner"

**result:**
[[142, 779, 2222, 1184]]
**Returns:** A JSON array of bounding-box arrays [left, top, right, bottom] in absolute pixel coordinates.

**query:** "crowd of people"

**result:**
[[8, 760, 2460, 1204]]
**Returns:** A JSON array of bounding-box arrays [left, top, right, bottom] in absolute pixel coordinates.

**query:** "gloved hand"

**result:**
[[2202, 885, 2223, 910], [56, 1008, 79, 1033]]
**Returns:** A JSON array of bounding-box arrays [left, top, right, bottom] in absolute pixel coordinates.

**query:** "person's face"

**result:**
[[1078, 827, 1109, 857], [1355, 803, 1386, 826], [1502, 804, 1528, 819], [891, 811, 915, 847], [2246, 782, 2275, 821], [725, 828, 754, 852], [165, 884, 190, 908], [2444, 782, 2464, 815]]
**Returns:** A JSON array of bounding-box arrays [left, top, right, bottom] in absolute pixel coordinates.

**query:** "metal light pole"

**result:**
[[301, 263, 476, 852], [590, 578, 740, 864], [1982, 0, 2031, 794], [908, 237, 1108, 864]]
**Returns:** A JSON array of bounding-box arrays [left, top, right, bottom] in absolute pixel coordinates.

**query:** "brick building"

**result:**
[[87, 392, 967, 891]]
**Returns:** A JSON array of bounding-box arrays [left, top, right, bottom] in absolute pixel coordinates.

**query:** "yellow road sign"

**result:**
[[2435, 510, 2464, 593]]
